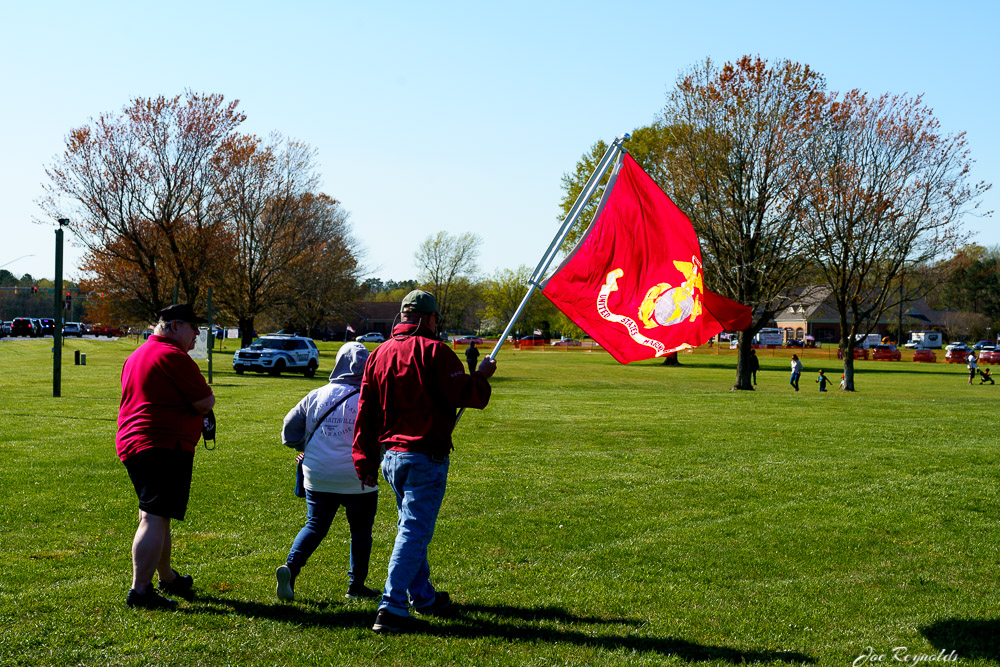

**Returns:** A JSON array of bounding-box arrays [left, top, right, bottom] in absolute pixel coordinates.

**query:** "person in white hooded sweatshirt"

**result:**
[[275, 342, 379, 601]]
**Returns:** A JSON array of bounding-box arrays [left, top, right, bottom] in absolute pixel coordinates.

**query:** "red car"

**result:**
[[945, 348, 972, 364], [517, 335, 549, 348], [90, 323, 124, 337], [871, 344, 901, 361], [452, 335, 484, 345], [837, 347, 869, 360], [913, 349, 936, 363], [979, 349, 1000, 365]]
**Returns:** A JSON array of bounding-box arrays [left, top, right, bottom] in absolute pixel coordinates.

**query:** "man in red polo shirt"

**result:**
[[117, 303, 215, 609]]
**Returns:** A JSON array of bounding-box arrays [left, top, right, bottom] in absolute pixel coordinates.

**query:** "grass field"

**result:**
[[0, 338, 998, 665]]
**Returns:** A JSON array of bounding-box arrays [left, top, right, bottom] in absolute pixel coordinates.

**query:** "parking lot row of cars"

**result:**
[[1, 319, 122, 338]]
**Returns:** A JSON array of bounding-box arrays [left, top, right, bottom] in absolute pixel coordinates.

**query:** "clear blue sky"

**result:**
[[2, 0, 996, 282]]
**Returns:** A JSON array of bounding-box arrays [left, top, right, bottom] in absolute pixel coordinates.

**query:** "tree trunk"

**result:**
[[840, 334, 856, 391], [732, 331, 754, 390], [239, 316, 256, 348], [662, 352, 681, 366]]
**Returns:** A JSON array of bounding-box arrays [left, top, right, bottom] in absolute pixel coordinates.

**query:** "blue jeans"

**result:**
[[286, 489, 378, 588], [380, 450, 449, 616], [790, 372, 800, 391]]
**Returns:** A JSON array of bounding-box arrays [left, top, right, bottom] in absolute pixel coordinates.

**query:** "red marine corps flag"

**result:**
[[542, 153, 751, 364]]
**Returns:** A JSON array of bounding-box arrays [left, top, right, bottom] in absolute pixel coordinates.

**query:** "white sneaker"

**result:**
[[275, 565, 294, 602]]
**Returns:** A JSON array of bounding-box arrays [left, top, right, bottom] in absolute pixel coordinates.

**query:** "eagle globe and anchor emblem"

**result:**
[[597, 258, 704, 356]]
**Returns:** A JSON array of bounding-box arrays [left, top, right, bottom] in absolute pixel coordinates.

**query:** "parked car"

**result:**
[[11, 318, 35, 337], [972, 340, 996, 351], [945, 341, 969, 352], [551, 338, 582, 346], [452, 335, 484, 345], [903, 341, 918, 349], [913, 349, 936, 363], [784, 339, 805, 347], [979, 349, 1000, 365], [837, 347, 869, 360], [93, 324, 123, 337], [871, 344, 901, 361], [518, 334, 548, 343], [30, 319, 44, 337], [232, 334, 320, 377], [62, 322, 84, 337], [945, 348, 973, 364], [355, 332, 385, 343]]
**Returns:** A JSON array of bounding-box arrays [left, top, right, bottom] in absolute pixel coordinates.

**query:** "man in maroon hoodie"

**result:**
[[353, 290, 496, 633]]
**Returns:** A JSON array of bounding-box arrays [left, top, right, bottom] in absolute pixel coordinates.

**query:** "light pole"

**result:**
[[53, 219, 68, 398]]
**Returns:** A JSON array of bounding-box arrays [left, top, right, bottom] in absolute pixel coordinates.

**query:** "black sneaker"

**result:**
[[126, 588, 178, 610], [276, 565, 295, 602], [414, 591, 452, 617], [158, 570, 194, 600], [345, 584, 381, 600], [372, 609, 430, 634]]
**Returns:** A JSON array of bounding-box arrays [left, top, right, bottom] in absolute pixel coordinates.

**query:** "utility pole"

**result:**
[[53, 219, 68, 397]]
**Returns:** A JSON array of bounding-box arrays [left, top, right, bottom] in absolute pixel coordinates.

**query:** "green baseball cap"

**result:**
[[401, 290, 439, 316]]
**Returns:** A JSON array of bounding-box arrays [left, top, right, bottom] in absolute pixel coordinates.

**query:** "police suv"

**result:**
[[232, 334, 320, 377]]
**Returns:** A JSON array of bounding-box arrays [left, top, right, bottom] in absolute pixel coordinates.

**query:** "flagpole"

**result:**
[[456, 133, 630, 425]]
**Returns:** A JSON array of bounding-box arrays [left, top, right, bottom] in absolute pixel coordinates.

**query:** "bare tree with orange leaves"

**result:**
[[661, 56, 827, 390], [41, 91, 245, 319], [210, 135, 360, 346], [804, 90, 990, 390], [42, 92, 363, 337]]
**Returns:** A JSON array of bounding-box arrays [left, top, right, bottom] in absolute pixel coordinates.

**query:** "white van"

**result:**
[[906, 331, 943, 349], [854, 333, 881, 349], [754, 328, 784, 346]]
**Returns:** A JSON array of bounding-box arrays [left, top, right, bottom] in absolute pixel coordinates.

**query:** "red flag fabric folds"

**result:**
[[542, 153, 751, 364]]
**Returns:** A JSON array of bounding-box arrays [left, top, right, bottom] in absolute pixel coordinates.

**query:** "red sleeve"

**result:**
[[433, 344, 491, 410], [352, 358, 381, 481]]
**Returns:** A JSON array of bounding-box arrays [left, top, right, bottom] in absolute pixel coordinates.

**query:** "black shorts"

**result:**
[[123, 447, 195, 521]]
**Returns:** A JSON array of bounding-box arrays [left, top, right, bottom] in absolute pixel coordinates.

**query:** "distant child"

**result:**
[[967, 351, 978, 386], [979, 368, 994, 385], [816, 369, 828, 392], [839, 374, 846, 390]]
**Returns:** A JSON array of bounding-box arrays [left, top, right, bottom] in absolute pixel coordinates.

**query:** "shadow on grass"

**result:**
[[920, 617, 1000, 661], [189, 596, 814, 664]]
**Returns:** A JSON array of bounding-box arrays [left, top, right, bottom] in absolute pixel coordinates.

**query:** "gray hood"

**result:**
[[328, 342, 369, 385]]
